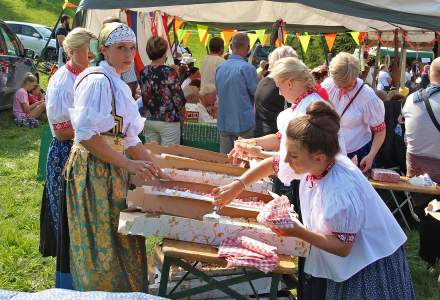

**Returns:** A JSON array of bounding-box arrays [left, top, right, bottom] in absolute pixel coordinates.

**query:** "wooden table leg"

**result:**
[[158, 255, 171, 297]]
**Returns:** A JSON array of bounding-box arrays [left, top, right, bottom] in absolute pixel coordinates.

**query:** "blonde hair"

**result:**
[[22, 72, 37, 87], [269, 57, 315, 90], [268, 46, 298, 67], [329, 52, 360, 85], [63, 27, 96, 53]]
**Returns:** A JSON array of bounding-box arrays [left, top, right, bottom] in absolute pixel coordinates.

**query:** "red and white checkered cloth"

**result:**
[[218, 236, 278, 273], [257, 195, 298, 229]]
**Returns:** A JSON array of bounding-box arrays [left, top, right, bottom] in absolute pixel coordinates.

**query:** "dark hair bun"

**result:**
[[306, 101, 340, 133]]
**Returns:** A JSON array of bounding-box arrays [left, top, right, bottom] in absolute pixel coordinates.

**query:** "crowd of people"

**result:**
[[6, 15, 438, 299]]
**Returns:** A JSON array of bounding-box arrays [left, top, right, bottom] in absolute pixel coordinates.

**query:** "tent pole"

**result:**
[[172, 16, 178, 59], [399, 40, 407, 88], [320, 34, 329, 65], [372, 31, 381, 90], [35, 8, 65, 69], [391, 28, 400, 87]]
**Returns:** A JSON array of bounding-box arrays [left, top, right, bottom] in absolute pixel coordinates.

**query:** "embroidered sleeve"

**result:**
[[371, 122, 386, 132], [272, 156, 280, 173], [275, 131, 282, 140], [333, 232, 357, 244], [52, 120, 72, 131]]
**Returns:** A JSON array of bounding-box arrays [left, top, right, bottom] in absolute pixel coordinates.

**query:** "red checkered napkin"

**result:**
[[257, 195, 297, 229], [218, 236, 278, 273]]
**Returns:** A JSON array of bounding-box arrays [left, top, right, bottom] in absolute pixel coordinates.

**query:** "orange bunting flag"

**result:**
[[182, 31, 191, 45], [324, 33, 337, 51], [221, 29, 236, 47], [63, 0, 77, 9], [262, 33, 270, 46], [197, 24, 209, 43], [174, 18, 184, 30], [298, 35, 311, 53], [247, 33, 259, 49], [350, 32, 361, 45]]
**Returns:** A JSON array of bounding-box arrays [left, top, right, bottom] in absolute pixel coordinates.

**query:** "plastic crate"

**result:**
[[181, 122, 220, 152], [37, 124, 52, 181]]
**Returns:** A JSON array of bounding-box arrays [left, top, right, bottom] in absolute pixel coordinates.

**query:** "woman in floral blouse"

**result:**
[[139, 36, 186, 145]]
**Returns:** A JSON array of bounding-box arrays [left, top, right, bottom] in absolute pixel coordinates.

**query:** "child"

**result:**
[[13, 73, 46, 128], [28, 84, 45, 105]]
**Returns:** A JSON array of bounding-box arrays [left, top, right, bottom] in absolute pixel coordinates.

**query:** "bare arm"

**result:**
[[81, 135, 158, 181], [57, 35, 66, 48], [360, 129, 386, 172], [212, 157, 275, 207], [55, 127, 74, 141], [273, 225, 353, 257]]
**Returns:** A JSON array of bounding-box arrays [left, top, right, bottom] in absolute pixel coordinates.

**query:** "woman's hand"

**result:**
[[126, 160, 159, 181], [228, 138, 262, 164], [211, 180, 244, 207], [270, 221, 305, 237], [359, 154, 374, 173]]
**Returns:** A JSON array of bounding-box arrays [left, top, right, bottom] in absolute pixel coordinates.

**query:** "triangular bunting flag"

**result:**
[[197, 24, 209, 43], [177, 29, 185, 43], [350, 32, 360, 45], [324, 33, 337, 51], [174, 18, 184, 30], [182, 31, 191, 45], [247, 33, 259, 49], [201, 32, 209, 45], [283, 33, 289, 44], [298, 35, 311, 53], [256, 29, 265, 43], [63, 0, 77, 9], [262, 33, 270, 46], [221, 29, 236, 47], [204, 34, 212, 47]]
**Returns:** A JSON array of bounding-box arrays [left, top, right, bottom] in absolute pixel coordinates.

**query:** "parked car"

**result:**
[[0, 20, 38, 110], [5, 21, 57, 62]]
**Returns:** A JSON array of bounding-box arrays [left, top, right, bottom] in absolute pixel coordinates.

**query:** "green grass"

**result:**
[[0, 0, 79, 27]]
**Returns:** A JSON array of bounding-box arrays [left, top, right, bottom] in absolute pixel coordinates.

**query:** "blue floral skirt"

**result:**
[[326, 246, 415, 300]]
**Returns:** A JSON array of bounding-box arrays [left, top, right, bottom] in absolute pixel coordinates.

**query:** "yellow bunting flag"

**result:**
[[174, 18, 184, 30], [63, 0, 77, 9], [324, 33, 337, 51], [283, 32, 289, 44], [204, 34, 212, 47], [350, 32, 361, 45], [298, 35, 311, 53], [221, 29, 236, 47], [247, 33, 259, 49], [182, 31, 191, 45], [256, 29, 266, 43], [177, 29, 185, 42], [197, 24, 209, 43]]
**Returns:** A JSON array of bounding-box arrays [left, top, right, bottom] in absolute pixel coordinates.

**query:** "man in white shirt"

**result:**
[[403, 57, 440, 210]]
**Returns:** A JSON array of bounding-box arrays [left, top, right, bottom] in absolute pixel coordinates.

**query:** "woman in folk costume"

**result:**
[[214, 101, 415, 300], [213, 57, 345, 299], [321, 52, 386, 172], [41, 27, 95, 289], [65, 22, 167, 291]]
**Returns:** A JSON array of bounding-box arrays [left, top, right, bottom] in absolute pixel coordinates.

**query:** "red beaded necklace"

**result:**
[[65, 62, 82, 76], [306, 160, 335, 188], [291, 90, 315, 111]]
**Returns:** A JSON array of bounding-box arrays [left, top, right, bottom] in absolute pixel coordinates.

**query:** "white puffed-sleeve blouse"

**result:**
[[322, 78, 385, 154], [69, 61, 145, 149], [299, 154, 406, 282], [45, 65, 77, 137], [275, 93, 346, 186]]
